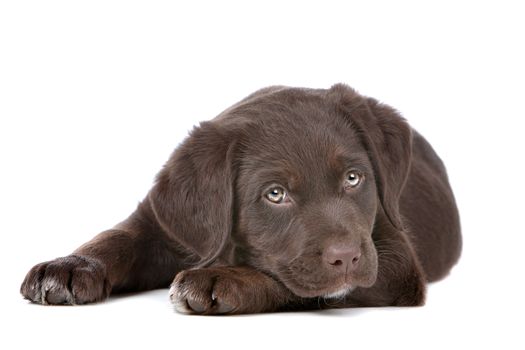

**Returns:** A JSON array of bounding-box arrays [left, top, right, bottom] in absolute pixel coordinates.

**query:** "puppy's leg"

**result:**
[[344, 225, 427, 307], [170, 266, 298, 315], [20, 202, 184, 305]]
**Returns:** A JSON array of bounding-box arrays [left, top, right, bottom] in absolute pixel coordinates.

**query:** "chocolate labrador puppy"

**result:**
[[21, 84, 461, 314]]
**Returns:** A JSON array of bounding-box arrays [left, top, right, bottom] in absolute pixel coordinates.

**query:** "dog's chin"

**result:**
[[279, 271, 377, 298], [282, 279, 356, 299], [322, 285, 355, 299]]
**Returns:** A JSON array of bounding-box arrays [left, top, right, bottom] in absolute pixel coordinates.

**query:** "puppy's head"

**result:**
[[150, 84, 412, 299]]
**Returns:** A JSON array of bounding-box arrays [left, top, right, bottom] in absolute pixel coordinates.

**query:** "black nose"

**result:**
[[323, 244, 361, 271]]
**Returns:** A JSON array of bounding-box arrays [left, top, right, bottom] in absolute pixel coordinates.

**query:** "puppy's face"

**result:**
[[152, 85, 411, 300], [234, 109, 379, 298]]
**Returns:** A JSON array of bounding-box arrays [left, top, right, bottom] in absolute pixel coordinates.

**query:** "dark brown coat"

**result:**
[[21, 84, 461, 314]]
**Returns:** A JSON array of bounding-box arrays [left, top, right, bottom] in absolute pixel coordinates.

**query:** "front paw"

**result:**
[[170, 268, 253, 315], [20, 255, 111, 305]]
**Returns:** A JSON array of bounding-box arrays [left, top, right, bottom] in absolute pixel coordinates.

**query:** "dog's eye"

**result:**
[[265, 187, 288, 204], [345, 171, 362, 189]]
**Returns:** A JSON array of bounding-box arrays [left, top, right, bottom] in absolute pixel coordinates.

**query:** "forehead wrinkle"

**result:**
[[239, 109, 367, 189], [329, 147, 371, 173], [244, 140, 335, 193], [253, 161, 301, 188]]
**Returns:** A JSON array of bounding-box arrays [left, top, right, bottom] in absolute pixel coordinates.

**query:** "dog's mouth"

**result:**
[[274, 258, 378, 298]]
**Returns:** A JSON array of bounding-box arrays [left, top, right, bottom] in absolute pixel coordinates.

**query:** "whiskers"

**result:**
[[320, 292, 348, 307]]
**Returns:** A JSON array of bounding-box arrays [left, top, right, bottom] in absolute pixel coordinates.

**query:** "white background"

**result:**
[[1, 1, 524, 349]]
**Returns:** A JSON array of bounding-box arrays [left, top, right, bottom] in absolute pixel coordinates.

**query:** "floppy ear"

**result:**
[[148, 121, 237, 266], [332, 84, 413, 230]]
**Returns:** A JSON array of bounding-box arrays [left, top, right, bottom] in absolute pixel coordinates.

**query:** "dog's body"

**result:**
[[21, 84, 461, 314]]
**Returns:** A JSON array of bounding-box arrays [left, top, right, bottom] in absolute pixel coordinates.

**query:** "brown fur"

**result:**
[[20, 84, 461, 314]]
